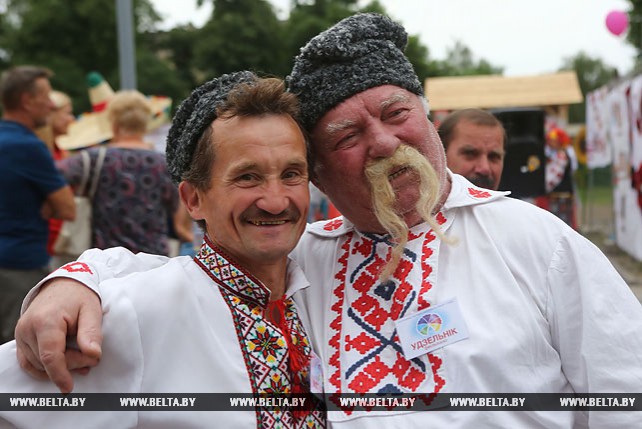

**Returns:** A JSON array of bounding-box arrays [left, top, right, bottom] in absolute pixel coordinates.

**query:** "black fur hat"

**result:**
[[287, 13, 424, 132], [165, 71, 258, 184]]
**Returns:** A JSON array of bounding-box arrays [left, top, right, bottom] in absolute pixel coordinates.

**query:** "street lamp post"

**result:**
[[116, 0, 137, 90]]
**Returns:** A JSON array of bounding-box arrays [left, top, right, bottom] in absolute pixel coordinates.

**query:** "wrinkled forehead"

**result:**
[[311, 85, 424, 139]]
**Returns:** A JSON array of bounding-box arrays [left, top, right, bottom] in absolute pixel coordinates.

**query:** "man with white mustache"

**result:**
[[364, 144, 446, 279], [11, 13, 642, 429]]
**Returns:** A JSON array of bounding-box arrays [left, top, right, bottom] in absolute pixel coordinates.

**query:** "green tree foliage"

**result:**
[[430, 41, 503, 77], [0, 0, 184, 113], [0, 0, 10, 70], [404, 35, 433, 82], [193, 0, 288, 78], [559, 51, 619, 123], [626, 0, 642, 67], [141, 25, 199, 95], [1, 0, 120, 111], [282, 0, 359, 73], [0, 0, 503, 115], [282, 0, 444, 82]]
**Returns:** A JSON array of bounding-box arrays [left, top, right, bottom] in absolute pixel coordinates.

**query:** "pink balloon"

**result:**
[[606, 10, 629, 36]]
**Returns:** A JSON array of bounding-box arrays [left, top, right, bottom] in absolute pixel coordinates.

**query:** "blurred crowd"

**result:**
[[0, 66, 194, 343]]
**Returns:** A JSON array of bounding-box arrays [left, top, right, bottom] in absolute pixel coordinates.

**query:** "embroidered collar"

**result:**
[[194, 235, 272, 308], [194, 235, 311, 308], [194, 238, 323, 427], [442, 170, 509, 210]]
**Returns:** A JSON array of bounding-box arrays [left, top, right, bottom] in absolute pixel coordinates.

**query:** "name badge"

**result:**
[[395, 299, 469, 359]]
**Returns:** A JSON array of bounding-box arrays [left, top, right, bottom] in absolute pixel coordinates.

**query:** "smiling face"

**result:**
[[310, 85, 448, 233], [182, 113, 309, 269]]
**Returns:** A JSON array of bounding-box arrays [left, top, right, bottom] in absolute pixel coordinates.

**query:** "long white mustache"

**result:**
[[364, 144, 445, 280]]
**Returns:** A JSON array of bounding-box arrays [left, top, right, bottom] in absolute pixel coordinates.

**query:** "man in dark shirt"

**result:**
[[0, 66, 75, 343]]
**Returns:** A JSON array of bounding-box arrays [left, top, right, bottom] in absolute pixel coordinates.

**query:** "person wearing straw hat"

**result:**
[[0, 66, 75, 344], [50, 72, 188, 261], [36, 90, 77, 268], [56, 89, 178, 256], [35, 90, 75, 160], [10, 13, 642, 429], [55, 71, 172, 152], [0, 72, 324, 429]]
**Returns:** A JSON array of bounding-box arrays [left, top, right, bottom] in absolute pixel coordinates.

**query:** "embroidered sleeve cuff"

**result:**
[[21, 261, 101, 314]]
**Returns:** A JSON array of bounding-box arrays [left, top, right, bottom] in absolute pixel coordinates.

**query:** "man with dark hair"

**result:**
[[0, 72, 324, 428], [437, 108, 505, 190], [10, 14, 642, 428], [0, 66, 75, 343]]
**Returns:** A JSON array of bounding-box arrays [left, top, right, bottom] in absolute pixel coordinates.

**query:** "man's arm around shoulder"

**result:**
[[16, 247, 172, 393]]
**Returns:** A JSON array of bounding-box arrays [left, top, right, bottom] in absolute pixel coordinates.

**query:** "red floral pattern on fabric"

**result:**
[[354, 239, 373, 257], [195, 240, 324, 428], [419, 353, 446, 407], [400, 365, 426, 391], [418, 212, 447, 310], [60, 262, 93, 274], [363, 305, 390, 331], [632, 163, 642, 213], [353, 271, 378, 294], [545, 148, 569, 193], [348, 371, 380, 392], [352, 293, 378, 315], [468, 187, 492, 199], [328, 233, 352, 391], [418, 231, 436, 311], [390, 278, 413, 318], [428, 353, 445, 391], [365, 254, 386, 278], [363, 356, 389, 381], [325, 222, 450, 400], [345, 332, 382, 353], [323, 218, 343, 231]]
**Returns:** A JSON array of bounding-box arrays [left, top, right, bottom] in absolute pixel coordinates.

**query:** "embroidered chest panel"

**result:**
[[196, 240, 324, 429], [325, 215, 449, 397]]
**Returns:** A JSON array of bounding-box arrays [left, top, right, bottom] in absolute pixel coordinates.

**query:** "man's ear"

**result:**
[[179, 181, 204, 222]]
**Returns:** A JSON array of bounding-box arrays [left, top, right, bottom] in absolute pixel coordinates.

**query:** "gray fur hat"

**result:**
[[287, 13, 424, 132], [165, 70, 258, 184]]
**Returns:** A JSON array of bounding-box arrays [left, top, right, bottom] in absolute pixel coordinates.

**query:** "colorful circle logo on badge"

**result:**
[[417, 313, 442, 335]]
